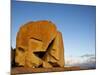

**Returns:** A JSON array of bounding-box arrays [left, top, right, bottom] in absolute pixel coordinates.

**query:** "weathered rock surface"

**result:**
[[15, 20, 65, 68], [43, 31, 64, 67]]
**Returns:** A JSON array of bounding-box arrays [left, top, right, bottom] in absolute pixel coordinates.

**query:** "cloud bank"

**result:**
[[65, 54, 96, 69]]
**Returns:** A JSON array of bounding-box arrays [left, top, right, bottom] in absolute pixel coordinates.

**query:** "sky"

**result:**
[[11, 1, 96, 68]]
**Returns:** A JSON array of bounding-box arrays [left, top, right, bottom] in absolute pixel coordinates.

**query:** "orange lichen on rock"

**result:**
[[15, 20, 65, 68], [43, 31, 64, 67]]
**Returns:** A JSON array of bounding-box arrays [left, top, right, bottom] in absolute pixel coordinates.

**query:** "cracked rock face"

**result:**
[[15, 20, 65, 68]]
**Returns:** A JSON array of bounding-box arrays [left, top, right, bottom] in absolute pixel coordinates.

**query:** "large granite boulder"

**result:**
[[15, 20, 64, 68]]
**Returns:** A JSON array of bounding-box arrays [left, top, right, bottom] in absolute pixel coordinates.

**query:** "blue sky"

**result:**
[[11, 1, 96, 67]]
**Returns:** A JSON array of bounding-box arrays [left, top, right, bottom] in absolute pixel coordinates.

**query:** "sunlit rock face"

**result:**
[[15, 20, 65, 68]]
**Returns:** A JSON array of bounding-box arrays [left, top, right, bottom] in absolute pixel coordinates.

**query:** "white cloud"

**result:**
[[65, 54, 96, 69]]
